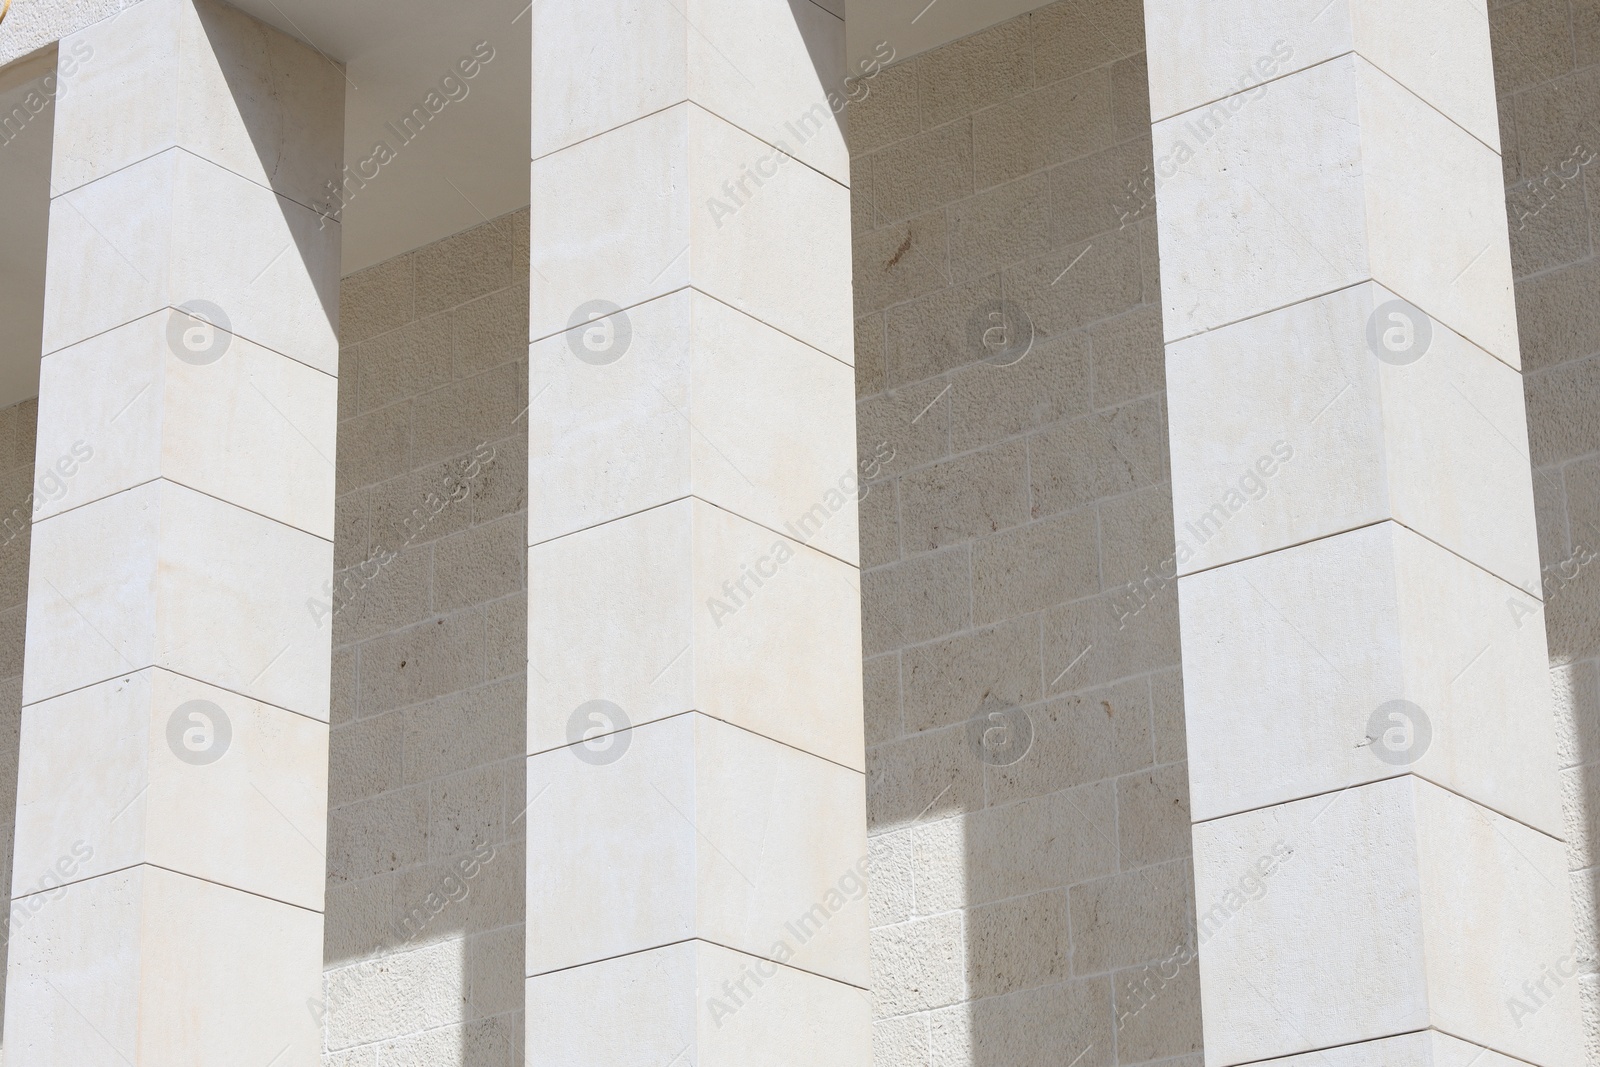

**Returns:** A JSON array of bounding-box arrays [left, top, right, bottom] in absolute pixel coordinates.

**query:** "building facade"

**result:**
[[0, 0, 1593, 1064]]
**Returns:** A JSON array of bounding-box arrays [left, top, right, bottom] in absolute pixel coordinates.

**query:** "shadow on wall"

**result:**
[[850, 1, 1203, 1065], [318, 210, 530, 1064], [206, 0, 527, 1060], [0, 399, 37, 1051], [0, 31, 54, 1049], [202, 0, 342, 341], [1491, 0, 1600, 1056]]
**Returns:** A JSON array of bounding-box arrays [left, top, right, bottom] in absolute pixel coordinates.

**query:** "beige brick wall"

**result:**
[[850, 2, 1202, 1064], [0, 398, 35, 1047], [1494, 2, 1600, 1060], [321, 211, 528, 1064]]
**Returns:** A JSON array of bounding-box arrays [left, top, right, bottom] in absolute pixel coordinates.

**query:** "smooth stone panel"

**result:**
[[51, 0, 345, 209], [527, 498, 864, 771], [529, 0, 847, 182], [24, 480, 333, 718], [1166, 282, 1541, 592], [526, 940, 870, 1067], [1179, 522, 1562, 833], [528, 289, 858, 561], [529, 104, 689, 340], [1413, 786, 1581, 1067], [524, 713, 869, 986], [35, 310, 337, 537], [529, 103, 851, 361], [529, 0, 686, 163], [2, 866, 323, 1066], [42, 148, 340, 369], [1154, 56, 1515, 364], [1247, 1030, 1537, 1067], [13, 668, 328, 911], [1193, 777, 1579, 1067], [686, 107, 851, 361], [1356, 58, 1516, 366], [1143, 0, 1500, 149], [1153, 55, 1368, 343]]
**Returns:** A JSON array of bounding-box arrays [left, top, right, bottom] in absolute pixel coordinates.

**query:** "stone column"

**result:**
[[522, 2, 869, 1063], [3, 1, 342, 1063], [1144, 5, 1584, 1067]]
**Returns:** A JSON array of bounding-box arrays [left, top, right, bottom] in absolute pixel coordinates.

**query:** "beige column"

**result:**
[[1145, 4, 1584, 1067], [3, 1, 342, 1063], [521, 1, 870, 1063]]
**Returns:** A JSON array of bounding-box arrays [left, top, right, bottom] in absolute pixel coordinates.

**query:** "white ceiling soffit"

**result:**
[[225, 0, 531, 273]]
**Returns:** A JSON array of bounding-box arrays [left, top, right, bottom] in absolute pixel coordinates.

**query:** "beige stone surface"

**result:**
[[853, 6, 1195, 1065], [35, 311, 338, 537], [526, 497, 866, 771], [529, 0, 847, 182], [528, 103, 851, 361], [43, 146, 340, 370], [524, 712, 869, 986], [49, 0, 344, 209], [1194, 778, 1581, 1067], [4, 865, 323, 1065], [14, 668, 329, 911], [0, 399, 36, 1046], [322, 210, 528, 1064], [527, 940, 870, 1067], [526, 288, 860, 563], [1492, 5, 1600, 1058]]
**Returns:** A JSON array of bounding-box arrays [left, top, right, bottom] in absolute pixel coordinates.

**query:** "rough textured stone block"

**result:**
[[971, 509, 1101, 624], [902, 616, 1041, 734], [862, 547, 972, 656], [1068, 859, 1193, 976]]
